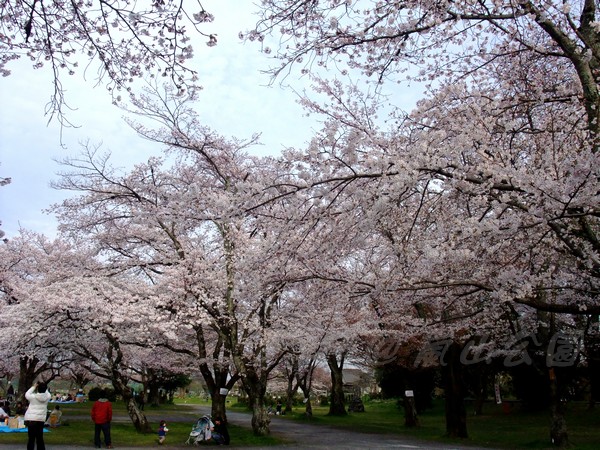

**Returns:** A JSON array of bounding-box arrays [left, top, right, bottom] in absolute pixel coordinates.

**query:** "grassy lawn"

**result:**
[[0, 401, 282, 447], [278, 399, 600, 450], [0, 398, 597, 448]]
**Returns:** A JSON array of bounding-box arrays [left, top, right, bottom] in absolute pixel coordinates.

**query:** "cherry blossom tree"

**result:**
[[0, 231, 80, 399], [1, 0, 217, 122], [274, 298, 327, 416], [0, 229, 164, 431], [269, 73, 595, 439], [0, 174, 9, 241], [251, 0, 600, 140], [50, 86, 318, 435], [245, 2, 599, 444]]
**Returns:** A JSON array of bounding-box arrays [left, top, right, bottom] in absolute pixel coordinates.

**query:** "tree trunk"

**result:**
[[300, 385, 313, 417], [588, 355, 600, 410], [441, 342, 468, 438], [17, 356, 45, 403], [404, 395, 419, 427], [284, 360, 297, 414], [585, 318, 600, 410], [247, 388, 270, 436], [113, 380, 152, 433], [211, 389, 227, 421], [297, 356, 317, 418], [472, 368, 488, 416], [326, 353, 347, 416], [195, 325, 237, 422], [235, 356, 271, 436], [125, 396, 151, 433], [147, 383, 160, 406], [549, 368, 568, 447]]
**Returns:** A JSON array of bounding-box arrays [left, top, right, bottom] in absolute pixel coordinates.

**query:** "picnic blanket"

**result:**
[[0, 427, 49, 433]]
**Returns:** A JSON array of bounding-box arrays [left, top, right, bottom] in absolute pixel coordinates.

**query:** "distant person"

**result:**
[[47, 405, 62, 427], [212, 416, 230, 445], [0, 404, 8, 421], [136, 390, 145, 410], [15, 401, 27, 415], [91, 390, 113, 449], [3, 400, 11, 417], [24, 381, 51, 450], [157, 419, 169, 445]]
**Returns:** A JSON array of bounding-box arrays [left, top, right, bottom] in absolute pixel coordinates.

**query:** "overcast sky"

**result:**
[[0, 1, 420, 240]]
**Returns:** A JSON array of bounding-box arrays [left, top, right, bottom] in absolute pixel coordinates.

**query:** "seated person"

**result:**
[[46, 405, 62, 427], [0, 405, 8, 421], [211, 416, 230, 445], [14, 401, 26, 416]]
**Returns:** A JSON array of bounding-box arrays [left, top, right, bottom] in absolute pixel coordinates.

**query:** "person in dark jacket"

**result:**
[[91, 390, 113, 449], [157, 419, 169, 444], [212, 416, 230, 445], [15, 400, 27, 415]]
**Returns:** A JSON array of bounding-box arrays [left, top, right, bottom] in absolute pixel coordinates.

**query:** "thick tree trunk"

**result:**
[[195, 325, 236, 422], [147, 383, 160, 406], [210, 389, 227, 421], [17, 356, 45, 403], [549, 368, 568, 447], [326, 353, 347, 416], [205, 364, 235, 423], [125, 396, 151, 433], [248, 389, 270, 436], [113, 380, 152, 433], [236, 358, 271, 436], [441, 342, 468, 438]]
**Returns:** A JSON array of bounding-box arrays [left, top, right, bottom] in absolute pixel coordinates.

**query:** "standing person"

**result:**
[[24, 381, 51, 450], [136, 390, 145, 411], [91, 389, 113, 449], [157, 419, 169, 445]]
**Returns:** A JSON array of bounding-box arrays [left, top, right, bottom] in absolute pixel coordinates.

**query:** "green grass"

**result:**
[[0, 399, 598, 448], [0, 401, 282, 447], [275, 399, 600, 450]]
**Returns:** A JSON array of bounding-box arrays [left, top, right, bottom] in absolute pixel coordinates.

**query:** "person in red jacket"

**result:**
[[91, 389, 113, 449]]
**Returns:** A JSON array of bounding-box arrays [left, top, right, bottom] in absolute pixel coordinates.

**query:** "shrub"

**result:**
[[318, 395, 329, 406], [88, 387, 117, 402]]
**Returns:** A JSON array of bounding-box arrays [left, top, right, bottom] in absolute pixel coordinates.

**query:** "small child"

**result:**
[[158, 420, 169, 445]]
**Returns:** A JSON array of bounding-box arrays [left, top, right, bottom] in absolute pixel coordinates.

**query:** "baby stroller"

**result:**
[[185, 414, 214, 445]]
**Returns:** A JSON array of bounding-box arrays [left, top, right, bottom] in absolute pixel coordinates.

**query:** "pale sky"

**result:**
[[0, 1, 420, 239]]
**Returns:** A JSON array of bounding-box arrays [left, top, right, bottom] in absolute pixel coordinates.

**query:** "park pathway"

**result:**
[[0, 405, 496, 450]]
